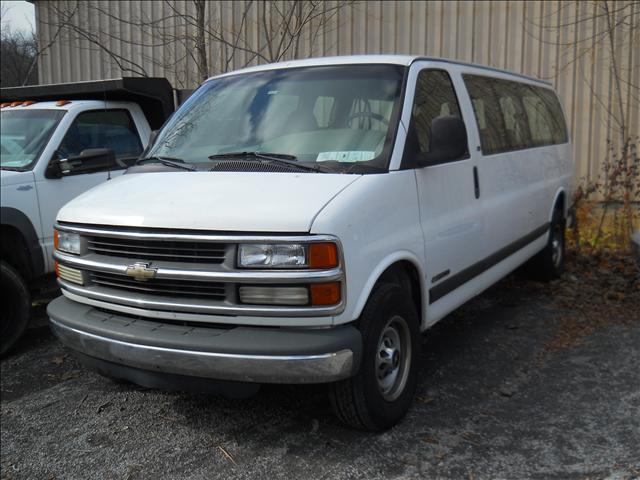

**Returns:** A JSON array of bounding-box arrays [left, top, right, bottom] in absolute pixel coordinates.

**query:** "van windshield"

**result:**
[[149, 65, 406, 173], [0, 109, 65, 170]]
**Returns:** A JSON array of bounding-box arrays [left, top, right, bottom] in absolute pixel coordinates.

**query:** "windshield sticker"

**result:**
[[316, 151, 376, 162]]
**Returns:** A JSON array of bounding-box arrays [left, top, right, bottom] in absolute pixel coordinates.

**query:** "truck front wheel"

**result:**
[[0, 261, 30, 357], [329, 283, 420, 431]]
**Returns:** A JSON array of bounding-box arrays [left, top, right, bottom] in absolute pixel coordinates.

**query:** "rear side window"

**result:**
[[411, 69, 463, 153], [463, 76, 509, 154], [523, 86, 568, 145], [497, 81, 531, 150], [463, 74, 568, 154], [522, 92, 555, 146], [58, 109, 142, 161]]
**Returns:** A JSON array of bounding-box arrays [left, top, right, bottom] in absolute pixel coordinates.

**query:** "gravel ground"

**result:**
[[1, 267, 639, 480]]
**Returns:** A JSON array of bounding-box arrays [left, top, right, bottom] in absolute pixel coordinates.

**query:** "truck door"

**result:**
[[35, 109, 144, 256], [406, 67, 485, 319]]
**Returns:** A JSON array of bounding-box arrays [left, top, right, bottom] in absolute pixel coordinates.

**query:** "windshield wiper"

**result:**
[[208, 151, 326, 173], [0, 166, 26, 171], [136, 155, 197, 171], [208, 151, 297, 161]]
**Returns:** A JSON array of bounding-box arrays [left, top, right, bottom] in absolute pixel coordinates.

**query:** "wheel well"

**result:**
[[377, 260, 422, 325], [1, 225, 32, 280], [555, 191, 566, 217]]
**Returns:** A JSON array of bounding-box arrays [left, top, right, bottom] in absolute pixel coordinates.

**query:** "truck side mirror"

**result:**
[[45, 158, 63, 179], [416, 116, 468, 167], [58, 148, 117, 176]]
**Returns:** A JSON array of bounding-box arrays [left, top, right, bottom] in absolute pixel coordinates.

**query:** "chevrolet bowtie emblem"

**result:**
[[125, 262, 157, 281]]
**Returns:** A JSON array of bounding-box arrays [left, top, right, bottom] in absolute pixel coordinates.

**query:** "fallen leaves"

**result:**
[[540, 251, 639, 358]]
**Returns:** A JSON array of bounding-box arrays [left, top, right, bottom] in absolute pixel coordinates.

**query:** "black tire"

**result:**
[[0, 261, 31, 357], [329, 283, 420, 431], [530, 208, 566, 281]]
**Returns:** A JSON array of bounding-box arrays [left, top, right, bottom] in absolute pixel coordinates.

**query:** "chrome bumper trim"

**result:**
[[50, 318, 354, 384]]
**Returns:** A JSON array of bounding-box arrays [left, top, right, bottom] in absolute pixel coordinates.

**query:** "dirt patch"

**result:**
[[542, 252, 639, 355]]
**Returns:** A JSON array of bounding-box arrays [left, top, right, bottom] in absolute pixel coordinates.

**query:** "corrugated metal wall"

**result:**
[[35, 0, 639, 184]]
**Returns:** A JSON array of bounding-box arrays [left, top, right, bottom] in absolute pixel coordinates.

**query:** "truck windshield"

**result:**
[[149, 64, 406, 173], [0, 109, 65, 170]]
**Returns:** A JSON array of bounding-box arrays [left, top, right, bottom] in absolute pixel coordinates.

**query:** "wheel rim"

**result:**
[[375, 315, 412, 401], [551, 223, 563, 268]]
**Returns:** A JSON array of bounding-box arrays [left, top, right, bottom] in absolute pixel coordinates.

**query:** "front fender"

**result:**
[[0, 206, 45, 279], [351, 250, 426, 327]]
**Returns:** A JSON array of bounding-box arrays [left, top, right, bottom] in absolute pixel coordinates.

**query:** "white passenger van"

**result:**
[[47, 56, 572, 430]]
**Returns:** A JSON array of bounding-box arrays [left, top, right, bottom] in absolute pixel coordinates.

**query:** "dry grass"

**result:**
[[568, 201, 640, 253]]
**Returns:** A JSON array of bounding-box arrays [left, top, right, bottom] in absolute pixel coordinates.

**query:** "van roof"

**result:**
[[210, 55, 552, 86]]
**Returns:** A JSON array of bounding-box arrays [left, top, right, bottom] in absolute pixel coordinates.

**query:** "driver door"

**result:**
[[35, 109, 143, 253]]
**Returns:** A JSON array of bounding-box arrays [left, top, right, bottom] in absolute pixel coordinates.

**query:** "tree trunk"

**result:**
[[195, 0, 209, 81]]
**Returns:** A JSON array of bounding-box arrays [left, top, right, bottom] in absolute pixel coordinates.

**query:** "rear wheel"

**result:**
[[329, 283, 420, 431], [0, 261, 31, 357], [529, 208, 565, 281]]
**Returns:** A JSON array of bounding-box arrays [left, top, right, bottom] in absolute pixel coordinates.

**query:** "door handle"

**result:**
[[473, 166, 480, 199]]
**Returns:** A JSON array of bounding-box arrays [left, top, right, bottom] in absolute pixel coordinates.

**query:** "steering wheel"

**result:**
[[347, 111, 389, 128]]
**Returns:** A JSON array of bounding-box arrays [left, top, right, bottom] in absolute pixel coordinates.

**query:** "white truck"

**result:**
[[47, 56, 572, 430], [0, 78, 176, 355]]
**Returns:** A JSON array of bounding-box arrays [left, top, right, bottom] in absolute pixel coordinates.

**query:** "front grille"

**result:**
[[89, 271, 227, 300], [87, 236, 227, 264]]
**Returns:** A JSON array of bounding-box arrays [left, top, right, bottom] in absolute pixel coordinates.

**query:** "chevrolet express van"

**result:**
[[47, 56, 572, 431]]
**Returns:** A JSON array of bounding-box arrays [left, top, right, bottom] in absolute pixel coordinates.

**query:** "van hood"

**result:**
[[57, 171, 361, 232]]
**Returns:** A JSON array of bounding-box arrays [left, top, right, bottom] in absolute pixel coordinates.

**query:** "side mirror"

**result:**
[[58, 148, 117, 176], [416, 115, 468, 167], [44, 158, 63, 179]]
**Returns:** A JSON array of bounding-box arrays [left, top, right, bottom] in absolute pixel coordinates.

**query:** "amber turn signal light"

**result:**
[[308, 242, 338, 269], [53, 230, 59, 250], [310, 282, 341, 306]]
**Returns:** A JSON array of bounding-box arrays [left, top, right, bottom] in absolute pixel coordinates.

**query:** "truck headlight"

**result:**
[[237, 242, 338, 269], [54, 230, 81, 255]]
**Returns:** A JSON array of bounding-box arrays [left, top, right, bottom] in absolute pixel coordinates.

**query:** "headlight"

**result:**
[[238, 244, 306, 268], [237, 242, 338, 269], [54, 230, 81, 255]]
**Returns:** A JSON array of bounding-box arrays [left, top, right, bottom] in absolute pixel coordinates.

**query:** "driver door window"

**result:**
[[57, 110, 142, 168]]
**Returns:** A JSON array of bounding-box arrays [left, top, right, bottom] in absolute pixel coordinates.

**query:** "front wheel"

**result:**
[[0, 261, 31, 357], [329, 283, 420, 431]]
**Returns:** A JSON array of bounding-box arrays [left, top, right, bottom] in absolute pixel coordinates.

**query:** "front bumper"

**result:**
[[47, 296, 361, 384]]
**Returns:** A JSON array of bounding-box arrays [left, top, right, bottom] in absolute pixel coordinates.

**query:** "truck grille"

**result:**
[[89, 271, 227, 300], [87, 236, 227, 264]]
